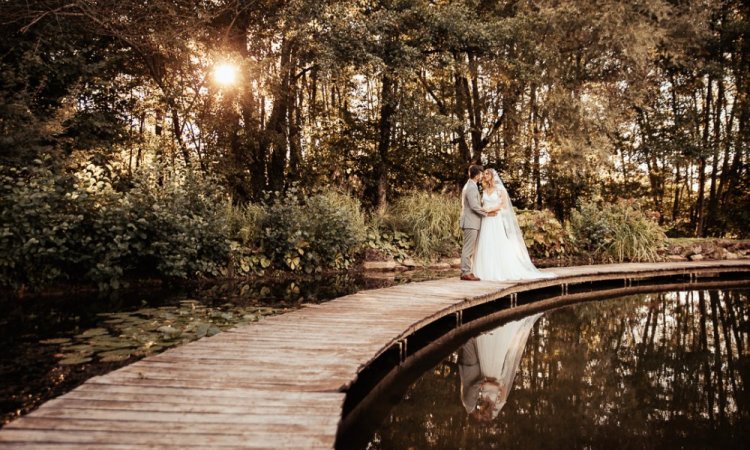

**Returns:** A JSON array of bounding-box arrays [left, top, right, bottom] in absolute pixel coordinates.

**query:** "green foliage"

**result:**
[[388, 192, 461, 259], [516, 209, 569, 258], [223, 201, 269, 277], [570, 199, 666, 262], [259, 188, 366, 272], [123, 168, 230, 280], [0, 160, 229, 289], [365, 214, 414, 263], [0, 163, 85, 286], [225, 202, 266, 247]]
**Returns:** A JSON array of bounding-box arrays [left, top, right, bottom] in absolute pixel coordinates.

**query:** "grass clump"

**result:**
[[570, 199, 666, 262], [388, 192, 461, 259]]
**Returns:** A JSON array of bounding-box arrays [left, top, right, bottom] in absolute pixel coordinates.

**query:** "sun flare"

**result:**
[[213, 63, 238, 86]]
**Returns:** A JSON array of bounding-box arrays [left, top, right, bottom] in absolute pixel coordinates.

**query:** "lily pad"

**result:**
[[157, 326, 181, 339], [98, 350, 132, 362], [78, 328, 109, 338], [58, 355, 92, 365], [61, 344, 95, 354], [194, 322, 211, 338], [39, 338, 71, 345], [103, 318, 125, 325]]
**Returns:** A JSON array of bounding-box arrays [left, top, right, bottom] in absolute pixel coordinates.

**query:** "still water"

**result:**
[[0, 269, 456, 426], [367, 289, 750, 450]]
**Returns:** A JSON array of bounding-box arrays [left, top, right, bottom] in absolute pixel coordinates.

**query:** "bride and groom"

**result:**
[[460, 164, 554, 282]]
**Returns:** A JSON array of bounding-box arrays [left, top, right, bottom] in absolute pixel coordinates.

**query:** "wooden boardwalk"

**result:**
[[2, 260, 750, 449]]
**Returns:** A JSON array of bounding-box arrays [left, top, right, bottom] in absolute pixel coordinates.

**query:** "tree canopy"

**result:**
[[2, 0, 749, 236]]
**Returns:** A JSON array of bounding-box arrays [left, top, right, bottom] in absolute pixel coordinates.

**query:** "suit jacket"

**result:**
[[460, 179, 486, 230]]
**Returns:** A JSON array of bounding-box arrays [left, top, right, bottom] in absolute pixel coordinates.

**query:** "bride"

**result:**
[[459, 313, 543, 421], [473, 169, 555, 281]]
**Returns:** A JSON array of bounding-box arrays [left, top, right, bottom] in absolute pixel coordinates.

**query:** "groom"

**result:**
[[460, 164, 494, 281]]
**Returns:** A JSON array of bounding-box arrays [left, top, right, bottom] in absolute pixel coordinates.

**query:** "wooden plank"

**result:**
[[0, 428, 335, 448]]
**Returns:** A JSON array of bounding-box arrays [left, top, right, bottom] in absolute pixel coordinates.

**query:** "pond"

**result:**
[[365, 288, 750, 450], [0, 268, 457, 426]]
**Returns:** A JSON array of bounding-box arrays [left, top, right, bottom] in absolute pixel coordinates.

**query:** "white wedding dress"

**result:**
[[458, 313, 544, 418], [472, 175, 556, 281]]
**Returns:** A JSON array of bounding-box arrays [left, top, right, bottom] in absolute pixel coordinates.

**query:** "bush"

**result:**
[[388, 192, 461, 259], [0, 164, 85, 287], [225, 201, 266, 246], [304, 191, 367, 269], [0, 160, 230, 289], [365, 223, 414, 262], [124, 169, 230, 280], [516, 209, 569, 258], [570, 199, 666, 262], [259, 188, 366, 272]]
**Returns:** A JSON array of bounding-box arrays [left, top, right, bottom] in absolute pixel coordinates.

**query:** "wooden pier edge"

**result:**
[[1, 260, 749, 449]]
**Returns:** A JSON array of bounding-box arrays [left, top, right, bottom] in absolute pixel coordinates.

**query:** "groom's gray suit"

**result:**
[[460, 179, 487, 276]]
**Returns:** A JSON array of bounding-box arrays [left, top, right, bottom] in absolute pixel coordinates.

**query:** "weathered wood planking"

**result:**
[[2, 260, 749, 449]]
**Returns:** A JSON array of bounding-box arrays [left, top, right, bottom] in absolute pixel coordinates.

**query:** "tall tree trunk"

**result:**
[[530, 84, 542, 208], [169, 106, 191, 167], [375, 70, 397, 212], [468, 54, 483, 161], [453, 53, 471, 162], [706, 77, 724, 234], [672, 162, 681, 221], [267, 38, 295, 192], [288, 77, 303, 184], [695, 76, 712, 237], [716, 90, 736, 204]]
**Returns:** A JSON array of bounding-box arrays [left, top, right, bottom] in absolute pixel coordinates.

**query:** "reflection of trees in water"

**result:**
[[369, 289, 750, 450]]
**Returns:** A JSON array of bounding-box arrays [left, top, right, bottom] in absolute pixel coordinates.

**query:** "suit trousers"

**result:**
[[461, 228, 479, 275]]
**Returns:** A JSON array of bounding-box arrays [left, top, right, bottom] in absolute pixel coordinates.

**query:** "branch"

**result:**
[[479, 112, 506, 150], [294, 65, 316, 80], [417, 73, 447, 115], [19, 3, 83, 33]]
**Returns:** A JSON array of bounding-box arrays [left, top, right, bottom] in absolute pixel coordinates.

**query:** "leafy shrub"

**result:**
[[388, 192, 461, 259], [304, 191, 367, 269], [124, 169, 230, 280], [259, 188, 366, 272], [0, 160, 230, 289], [0, 163, 85, 287], [365, 225, 414, 262], [516, 209, 569, 258], [223, 201, 269, 277], [570, 199, 666, 262]]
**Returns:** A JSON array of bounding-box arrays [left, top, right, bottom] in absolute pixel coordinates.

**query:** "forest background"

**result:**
[[2, 0, 749, 290]]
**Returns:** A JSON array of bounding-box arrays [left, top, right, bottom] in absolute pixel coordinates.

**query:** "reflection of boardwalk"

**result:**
[[1, 261, 749, 449]]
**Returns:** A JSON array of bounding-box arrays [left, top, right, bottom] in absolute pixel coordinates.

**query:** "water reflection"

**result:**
[[460, 314, 542, 421], [368, 289, 750, 449]]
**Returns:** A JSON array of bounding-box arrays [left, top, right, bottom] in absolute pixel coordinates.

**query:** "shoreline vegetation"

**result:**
[[2, 161, 749, 298]]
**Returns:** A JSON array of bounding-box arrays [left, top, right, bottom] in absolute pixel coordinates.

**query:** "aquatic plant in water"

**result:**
[[40, 300, 286, 365]]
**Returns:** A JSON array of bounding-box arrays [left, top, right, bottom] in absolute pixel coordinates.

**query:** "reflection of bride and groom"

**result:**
[[459, 313, 543, 421], [457, 164, 551, 420], [460, 164, 555, 282]]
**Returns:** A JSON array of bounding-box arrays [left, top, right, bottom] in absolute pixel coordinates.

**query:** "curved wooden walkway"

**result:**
[[1, 260, 750, 449]]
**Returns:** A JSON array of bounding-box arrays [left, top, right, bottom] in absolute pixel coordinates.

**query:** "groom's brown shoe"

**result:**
[[460, 273, 481, 281]]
